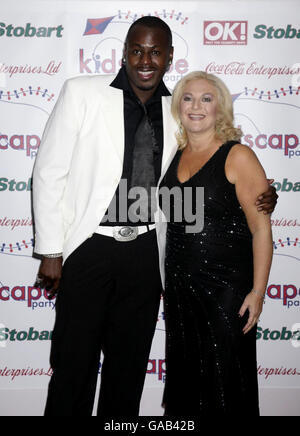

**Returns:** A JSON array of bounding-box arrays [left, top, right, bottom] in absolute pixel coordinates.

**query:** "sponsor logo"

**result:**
[[0, 178, 32, 192], [0, 366, 53, 381], [240, 132, 300, 158], [271, 218, 300, 228], [0, 285, 55, 310], [257, 326, 300, 342], [204, 21, 248, 45], [147, 359, 166, 382], [0, 135, 41, 158], [0, 327, 52, 342], [231, 86, 300, 159], [266, 284, 300, 308], [205, 61, 300, 80], [0, 60, 62, 79], [272, 179, 300, 192], [254, 24, 300, 40], [0, 86, 55, 160], [79, 10, 190, 85], [257, 366, 300, 380], [0, 217, 33, 231], [0, 22, 64, 38]]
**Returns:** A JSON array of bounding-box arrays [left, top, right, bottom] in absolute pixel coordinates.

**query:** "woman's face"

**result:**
[[179, 78, 219, 137]]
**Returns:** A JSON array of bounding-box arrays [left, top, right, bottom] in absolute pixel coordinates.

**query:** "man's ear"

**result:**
[[169, 46, 174, 64], [122, 44, 127, 65], [166, 46, 174, 72]]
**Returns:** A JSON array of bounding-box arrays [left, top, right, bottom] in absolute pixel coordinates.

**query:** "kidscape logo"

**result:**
[[79, 10, 190, 85]]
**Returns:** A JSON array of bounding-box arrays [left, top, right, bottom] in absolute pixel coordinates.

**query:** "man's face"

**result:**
[[124, 25, 173, 102]]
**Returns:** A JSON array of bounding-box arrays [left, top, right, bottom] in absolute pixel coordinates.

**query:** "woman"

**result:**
[[161, 71, 273, 416]]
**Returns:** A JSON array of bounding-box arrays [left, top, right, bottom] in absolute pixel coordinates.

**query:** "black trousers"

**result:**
[[44, 230, 162, 417]]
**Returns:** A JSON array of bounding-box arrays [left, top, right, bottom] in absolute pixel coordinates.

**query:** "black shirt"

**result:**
[[101, 67, 171, 226]]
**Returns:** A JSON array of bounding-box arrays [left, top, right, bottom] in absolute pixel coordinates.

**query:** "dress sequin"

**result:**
[[160, 141, 259, 417]]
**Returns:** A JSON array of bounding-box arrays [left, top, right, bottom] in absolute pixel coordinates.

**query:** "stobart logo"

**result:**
[[0, 326, 53, 342], [0, 177, 32, 192], [254, 24, 300, 40], [0, 22, 63, 38], [272, 179, 300, 192], [257, 326, 300, 342], [79, 10, 190, 86]]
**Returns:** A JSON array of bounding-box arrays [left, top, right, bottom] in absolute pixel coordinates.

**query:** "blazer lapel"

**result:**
[[100, 85, 125, 164], [160, 96, 179, 183]]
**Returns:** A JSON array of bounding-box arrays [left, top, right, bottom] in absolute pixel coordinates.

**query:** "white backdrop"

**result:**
[[0, 0, 299, 417]]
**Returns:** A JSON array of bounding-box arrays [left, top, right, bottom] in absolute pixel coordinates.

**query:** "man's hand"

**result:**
[[35, 257, 63, 297], [255, 178, 278, 214]]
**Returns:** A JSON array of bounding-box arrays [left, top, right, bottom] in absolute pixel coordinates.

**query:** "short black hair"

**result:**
[[125, 16, 173, 48]]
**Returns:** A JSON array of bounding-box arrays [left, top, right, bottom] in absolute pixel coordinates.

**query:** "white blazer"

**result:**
[[32, 74, 178, 286]]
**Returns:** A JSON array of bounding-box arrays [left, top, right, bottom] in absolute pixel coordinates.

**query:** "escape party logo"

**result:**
[[0, 86, 55, 160], [231, 85, 300, 159]]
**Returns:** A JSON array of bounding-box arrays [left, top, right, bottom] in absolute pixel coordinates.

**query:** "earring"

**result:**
[[179, 123, 184, 135]]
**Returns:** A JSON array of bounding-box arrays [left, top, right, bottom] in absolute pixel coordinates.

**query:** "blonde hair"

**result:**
[[171, 71, 243, 149]]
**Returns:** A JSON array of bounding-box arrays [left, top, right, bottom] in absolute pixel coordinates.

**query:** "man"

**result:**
[[33, 17, 276, 417]]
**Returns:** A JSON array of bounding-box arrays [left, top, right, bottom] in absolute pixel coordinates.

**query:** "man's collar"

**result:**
[[110, 66, 171, 100]]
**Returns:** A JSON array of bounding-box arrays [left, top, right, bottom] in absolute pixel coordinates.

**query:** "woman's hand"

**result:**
[[239, 291, 264, 335]]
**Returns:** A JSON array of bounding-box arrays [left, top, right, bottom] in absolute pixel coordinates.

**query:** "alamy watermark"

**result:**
[[101, 180, 204, 233]]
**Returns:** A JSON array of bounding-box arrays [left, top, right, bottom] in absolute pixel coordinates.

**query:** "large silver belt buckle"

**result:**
[[113, 226, 138, 242]]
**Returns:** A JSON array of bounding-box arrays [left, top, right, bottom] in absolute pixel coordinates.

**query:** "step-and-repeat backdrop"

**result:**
[[0, 0, 299, 416]]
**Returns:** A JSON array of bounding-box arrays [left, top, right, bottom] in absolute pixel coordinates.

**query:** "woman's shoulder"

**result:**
[[226, 143, 259, 163], [225, 143, 265, 184]]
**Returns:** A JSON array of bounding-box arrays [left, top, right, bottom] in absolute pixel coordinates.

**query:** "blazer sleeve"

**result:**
[[32, 78, 82, 255]]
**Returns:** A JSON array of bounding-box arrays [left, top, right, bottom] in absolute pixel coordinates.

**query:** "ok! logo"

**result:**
[[203, 21, 248, 45]]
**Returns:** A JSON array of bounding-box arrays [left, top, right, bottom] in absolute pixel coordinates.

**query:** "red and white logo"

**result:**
[[204, 21, 248, 45]]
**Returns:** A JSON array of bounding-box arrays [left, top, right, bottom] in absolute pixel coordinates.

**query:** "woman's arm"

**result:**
[[225, 144, 273, 334]]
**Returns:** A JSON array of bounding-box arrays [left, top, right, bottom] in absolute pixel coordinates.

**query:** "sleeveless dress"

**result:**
[[160, 141, 259, 416]]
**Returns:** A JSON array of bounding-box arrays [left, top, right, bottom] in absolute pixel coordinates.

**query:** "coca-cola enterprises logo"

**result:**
[[271, 218, 300, 228], [204, 21, 248, 45], [258, 365, 300, 380], [0, 217, 32, 232], [79, 10, 190, 85], [206, 61, 300, 81], [0, 60, 62, 82], [0, 364, 53, 381]]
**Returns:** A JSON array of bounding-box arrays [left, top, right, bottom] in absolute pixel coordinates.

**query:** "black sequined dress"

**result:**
[[161, 141, 259, 416]]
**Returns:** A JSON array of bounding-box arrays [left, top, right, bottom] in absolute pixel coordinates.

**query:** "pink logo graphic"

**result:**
[[204, 21, 248, 45]]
